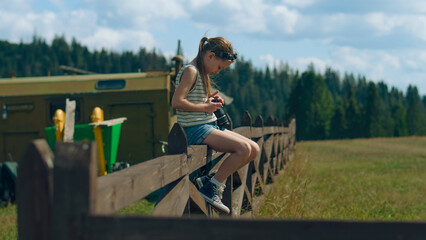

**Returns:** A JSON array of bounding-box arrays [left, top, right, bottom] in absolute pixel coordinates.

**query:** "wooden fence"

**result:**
[[17, 111, 296, 238], [16, 111, 426, 240]]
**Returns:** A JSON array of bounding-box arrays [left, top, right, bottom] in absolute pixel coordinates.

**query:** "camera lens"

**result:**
[[212, 98, 230, 130]]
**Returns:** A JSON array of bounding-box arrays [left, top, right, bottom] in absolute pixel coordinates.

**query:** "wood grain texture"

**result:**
[[17, 139, 54, 240]]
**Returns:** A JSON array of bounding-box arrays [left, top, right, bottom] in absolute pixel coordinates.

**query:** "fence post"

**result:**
[[265, 116, 275, 127], [254, 115, 264, 129], [240, 111, 252, 127], [52, 141, 97, 240], [240, 111, 255, 210], [17, 139, 54, 240], [225, 113, 233, 130], [157, 123, 189, 214], [253, 115, 265, 193], [168, 123, 187, 154]]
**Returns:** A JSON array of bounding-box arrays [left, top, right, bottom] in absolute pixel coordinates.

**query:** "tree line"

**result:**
[[218, 62, 426, 140], [1, 36, 425, 140], [0, 35, 167, 78]]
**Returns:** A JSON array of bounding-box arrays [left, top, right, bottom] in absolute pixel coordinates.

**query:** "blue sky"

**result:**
[[1, 0, 425, 95]]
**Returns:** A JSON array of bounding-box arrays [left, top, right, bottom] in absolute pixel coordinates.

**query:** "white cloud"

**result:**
[[259, 54, 281, 69], [366, 13, 426, 39], [226, 0, 268, 33], [284, 47, 426, 94], [81, 28, 155, 51], [403, 15, 426, 41], [0, 0, 32, 12], [187, 0, 214, 9], [397, 0, 426, 14], [270, 5, 300, 34], [260, 54, 329, 74], [324, 47, 426, 93], [292, 57, 328, 73], [366, 12, 399, 34], [50, 0, 66, 9], [103, 0, 188, 27], [338, 48, 401, 76], [331, 47, 369, 71], [217, 0, 242, 11], [281, 0, 315, 8], [66, 10, 99, 36], [0, 6, 155, 52], [0, 10, 58, 42]]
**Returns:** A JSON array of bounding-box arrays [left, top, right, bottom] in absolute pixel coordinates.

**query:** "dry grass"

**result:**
[[256, 136, 426, 221], [0, 203, 17, 240]]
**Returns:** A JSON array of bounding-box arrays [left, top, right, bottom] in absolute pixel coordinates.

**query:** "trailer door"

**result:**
[[109, 102, 155, 164]]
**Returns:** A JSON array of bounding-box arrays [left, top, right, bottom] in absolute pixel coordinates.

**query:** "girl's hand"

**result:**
[[209, 90, 224, 106], [205, 97, 222, 114]]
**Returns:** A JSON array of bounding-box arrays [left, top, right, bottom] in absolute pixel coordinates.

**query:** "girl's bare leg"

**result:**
[[223, 129, 260, 169], [202, 129, 260, 182]]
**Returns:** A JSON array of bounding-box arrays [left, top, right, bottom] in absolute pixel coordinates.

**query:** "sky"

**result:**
[[0, 0, 425, 95]]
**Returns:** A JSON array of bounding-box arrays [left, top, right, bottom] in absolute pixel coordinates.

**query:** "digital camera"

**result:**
[[212, 98, 230, 130]]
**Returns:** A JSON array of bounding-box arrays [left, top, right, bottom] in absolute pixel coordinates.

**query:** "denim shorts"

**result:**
[[183, 122, 223, 145]]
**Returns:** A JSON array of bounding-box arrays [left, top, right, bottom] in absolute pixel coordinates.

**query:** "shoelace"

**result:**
[[214, 184, 226, 200]]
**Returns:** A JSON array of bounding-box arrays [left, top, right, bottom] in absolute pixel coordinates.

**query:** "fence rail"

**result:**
[[91, 112, 295, 216], [17, 111, 296, 239]]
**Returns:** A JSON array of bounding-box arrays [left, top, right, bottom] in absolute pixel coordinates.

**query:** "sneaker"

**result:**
[[195, 172, 216, 189], [199, 180, 230, 214]]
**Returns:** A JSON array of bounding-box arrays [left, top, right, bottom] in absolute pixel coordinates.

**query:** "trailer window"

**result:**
[[95, 80, 126, 90]]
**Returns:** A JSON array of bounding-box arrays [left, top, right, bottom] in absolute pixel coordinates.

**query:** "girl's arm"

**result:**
[[172, 66, 222, 114]]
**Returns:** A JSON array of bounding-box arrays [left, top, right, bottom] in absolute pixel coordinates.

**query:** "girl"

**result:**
[[172, 36, 260, 214]]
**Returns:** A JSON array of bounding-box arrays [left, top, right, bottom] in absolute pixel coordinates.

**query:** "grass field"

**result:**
[[1, 136, 425, 239], [0, 203, 17, 240], [256, 136, 426, 221]]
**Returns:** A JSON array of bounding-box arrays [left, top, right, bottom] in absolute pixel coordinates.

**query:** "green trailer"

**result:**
[[0, 71, 177, 165]]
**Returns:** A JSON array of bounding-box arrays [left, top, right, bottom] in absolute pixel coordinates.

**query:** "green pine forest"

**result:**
[[1, 36, 425, 141]]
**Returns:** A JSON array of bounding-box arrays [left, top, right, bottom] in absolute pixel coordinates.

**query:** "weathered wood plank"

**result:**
[[271, 157, 278, 175], [89, 117, 127, 127], [263, 135, 274, 161], [262, 136, 274, 183], [52, 142, 97, 240], [245, 161, 254, 197], [209, 153, 231, 173], [152, 176, 189, 216], [232, 126, 252, 138], [231, 185, 245, 217], [263, 162, 272, 184], [251, 174, 258, 195], [231, 164, 249, 216], [63, 98, 75, 142], [240, 111, 252, 127], [188, 181, 209, 216], [250, 127, 264, 138], [221, 176, 232, 217], [18, 139, 54, 240], [186, 145, 209, 172], [211, 149, 227, 161], [84, 216, 426, 240], [244, 185, 253, 208], [168, 123, 187, 154], [96, 154, 187, 214], [273, 134, 279, 160]]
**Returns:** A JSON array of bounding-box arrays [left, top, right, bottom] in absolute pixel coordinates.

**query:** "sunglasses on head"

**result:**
[[212, 51, 238, 61]]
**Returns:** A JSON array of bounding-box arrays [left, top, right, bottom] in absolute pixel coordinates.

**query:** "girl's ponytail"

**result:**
[[199, 37, 209, 54], [196, 37, 211, 97]]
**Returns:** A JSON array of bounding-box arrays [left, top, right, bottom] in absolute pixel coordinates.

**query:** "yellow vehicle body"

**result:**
[[0, 71, 176, 165]]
